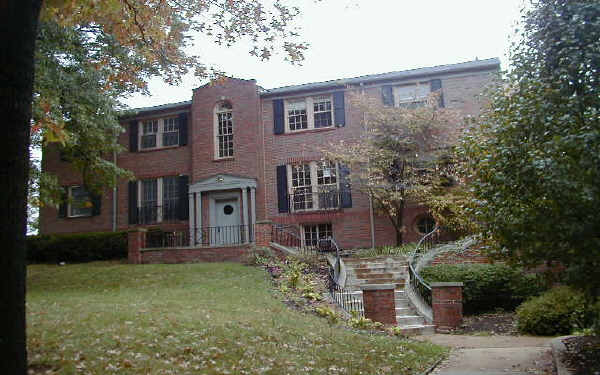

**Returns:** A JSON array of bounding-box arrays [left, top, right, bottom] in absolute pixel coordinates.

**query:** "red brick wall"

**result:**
[[141, 245, 251, 264], [362, 287, 397, 325]]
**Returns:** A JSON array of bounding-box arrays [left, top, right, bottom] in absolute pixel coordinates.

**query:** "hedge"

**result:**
[[27, 231, 127, 264], [420, 263, 546, 314], [516, 286, 592, 336]]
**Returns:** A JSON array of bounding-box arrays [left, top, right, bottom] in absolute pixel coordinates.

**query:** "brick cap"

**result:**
[[360, 284, 396, 291], [128, 228, 148, 233], [255, 220, 273, 224], [431, 282, 464, 287]]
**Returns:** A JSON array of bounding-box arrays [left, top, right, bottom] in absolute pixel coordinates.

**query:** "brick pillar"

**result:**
[[432, 282, 463, 332], [127, 228, 147, 264], [361, 284, 397, 325], [254, 220, 273, 247]]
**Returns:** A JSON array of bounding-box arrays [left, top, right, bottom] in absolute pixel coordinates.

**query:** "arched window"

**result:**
[[214, 101, 233, 158], [415, 215, 436, 235]]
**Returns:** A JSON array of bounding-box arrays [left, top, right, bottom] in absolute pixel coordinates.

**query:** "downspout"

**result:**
[[361, 87, 376, 249], [112, 149, 117, 232]]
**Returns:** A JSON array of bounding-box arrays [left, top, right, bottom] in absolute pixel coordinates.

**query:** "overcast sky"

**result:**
[[123, 0, 525, 109]]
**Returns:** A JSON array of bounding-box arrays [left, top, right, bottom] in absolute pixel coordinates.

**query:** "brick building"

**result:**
[[40, 58, 499, 250]]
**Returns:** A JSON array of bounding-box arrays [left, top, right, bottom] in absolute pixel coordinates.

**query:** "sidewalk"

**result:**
[[415, 334, 555, 375]]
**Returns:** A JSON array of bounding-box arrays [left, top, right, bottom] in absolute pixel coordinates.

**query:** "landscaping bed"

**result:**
[[453, 312, 519, 336], [561, 335, 600, 374], [27, 260, 446, 374]]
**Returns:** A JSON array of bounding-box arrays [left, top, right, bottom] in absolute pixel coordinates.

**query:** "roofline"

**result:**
[[260, 58, 500, 98], [120, 100, 192, 119]]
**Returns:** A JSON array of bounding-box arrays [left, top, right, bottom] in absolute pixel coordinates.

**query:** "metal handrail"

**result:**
[[408, 225, 441, 307], [325, 236, 364, 317]]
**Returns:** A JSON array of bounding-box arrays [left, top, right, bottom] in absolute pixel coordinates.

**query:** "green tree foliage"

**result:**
[[324, 92, 464, 244], [459, 0, 600, 297]]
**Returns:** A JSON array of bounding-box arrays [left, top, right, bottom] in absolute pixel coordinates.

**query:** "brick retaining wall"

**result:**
[[140, 245, 252, 264]]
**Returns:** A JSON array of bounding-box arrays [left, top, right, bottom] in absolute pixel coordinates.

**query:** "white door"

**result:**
[[214, 199, 240, 245]]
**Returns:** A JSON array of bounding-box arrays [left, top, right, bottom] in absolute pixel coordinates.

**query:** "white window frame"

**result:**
[[301, 223, 333, 247], [137, 177, 181, 223], [67, 185, 93, 218], [284, 95, 334, 133], [214, 103, 234, 159], [138, 117, 180, 150], [287, 161, 339, 212], [393, 83, 430, 108]]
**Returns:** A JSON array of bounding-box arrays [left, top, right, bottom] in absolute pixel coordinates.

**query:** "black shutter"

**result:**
[[276, 165, 289, 213], [129, 120, 138, 152], [273, 99, 285, 135], [58, 187, 67, 218], [333, 91, 346, 127], [382, 85, 394, 106], [91, 193, 101, 216], [339, 164, 352, 208], [430, 79, 444, 108], [178, 175, 189, 220], [178, 112, 188, 146], [128, 181, 138, 224]]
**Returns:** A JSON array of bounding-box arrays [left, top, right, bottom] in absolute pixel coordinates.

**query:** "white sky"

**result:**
[[123, 0, 525, 109]]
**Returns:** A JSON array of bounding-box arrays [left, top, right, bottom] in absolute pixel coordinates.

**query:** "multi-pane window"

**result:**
[[394, 84, 430, 108], [291, 164, 313, 211], [313, 96, 333, 128], [162, 117, 179, 146], [288, 161, 340, 211], [216, 103, 234, 158], [68, 186, 92, 217], [303, 223, 333, 247], [285, 95, 333, 132], [162, 176, 179, 221], [139, 118, 180, 149], [141, 120, 158, 149], [287, 100, 308, 131]]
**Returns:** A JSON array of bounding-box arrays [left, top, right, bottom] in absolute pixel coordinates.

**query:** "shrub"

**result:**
[[27, 231, 127, 263], [516, 286, 592, 336], [420, 263, 545, 314], [355, 244, 416, 258]]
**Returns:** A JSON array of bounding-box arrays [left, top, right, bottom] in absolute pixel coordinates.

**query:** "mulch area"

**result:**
[[454, 311, 519, 335], [561, 335, 600, 375]]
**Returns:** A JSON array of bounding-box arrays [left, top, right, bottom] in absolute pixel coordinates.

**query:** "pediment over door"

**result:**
[[189, 174, 257, 193]]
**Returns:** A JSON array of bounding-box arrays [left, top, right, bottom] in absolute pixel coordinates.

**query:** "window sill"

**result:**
[[279, 127, 338, 136], [213, 157, 234, 162], [290, 207, 342, 215], [136, 145, 181, 153]]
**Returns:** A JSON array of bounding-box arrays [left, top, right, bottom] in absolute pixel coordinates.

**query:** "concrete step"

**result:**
[[396, 324, 436, 336], [353, 272, 394, 279], [395, 307, 414, 315], [395, 315, 425, 326]]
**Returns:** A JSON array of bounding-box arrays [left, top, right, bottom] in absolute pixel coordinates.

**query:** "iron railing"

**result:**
[[408, 226, 441, 308], [271, 224, 340, 256], [193, 224, 252, 246], [329, 279, 364, 318], [137, 203, 180, 224], [146, 230, 190, 248], [287, 189, 343, 212]]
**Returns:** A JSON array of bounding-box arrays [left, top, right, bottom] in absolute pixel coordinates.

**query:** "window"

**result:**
[[140, 179, 158, 223], [416, 216, 436, 235], [139, 118, 180, 150], [215, 102, 234, 158], [162, 176, 179, 221], [303, 223, 333, 247], [288, 161, 340, 211], [394, 84, 430, 108], [285, 95, 333, 132], [68, 186, 93, 217]]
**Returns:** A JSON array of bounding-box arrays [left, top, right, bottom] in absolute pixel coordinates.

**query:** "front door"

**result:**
[[213, 199, 240, 245]]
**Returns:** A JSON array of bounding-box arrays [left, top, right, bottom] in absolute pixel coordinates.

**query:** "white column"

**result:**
[[196, 192, 202, 245], [188, 193, 195, 247], [242, 187, 249, 243], [250, 187, 256, 242]]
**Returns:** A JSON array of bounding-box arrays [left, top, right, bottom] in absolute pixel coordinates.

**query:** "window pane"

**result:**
[[317, 161, 337, 186], [141, 134, 157, 148], [163, 176, 179, 221], [304, 225, 318, 247], [288, 100, 307, 130], [313, 96, 332, 128], [69, 186, 92, 217], [291, 164, 313, 210], [217, 111, 233, 157]]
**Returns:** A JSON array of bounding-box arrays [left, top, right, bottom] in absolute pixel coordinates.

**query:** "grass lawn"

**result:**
[[27, 261, 446, 374]]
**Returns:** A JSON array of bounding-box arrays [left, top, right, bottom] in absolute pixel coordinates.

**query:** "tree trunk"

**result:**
[[0, 1, 42, 374]]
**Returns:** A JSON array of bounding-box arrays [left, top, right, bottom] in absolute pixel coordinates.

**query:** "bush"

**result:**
[[516, 286, 592, 336], [27, 231, 127, 263], [420, 263, 545, 314], [355, 243, 416, 258]]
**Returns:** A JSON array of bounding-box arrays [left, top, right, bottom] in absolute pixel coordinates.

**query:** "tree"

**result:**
[[459, 0, 600, 298], [324, 92, 462, 245], [2, 1, 311, 373]]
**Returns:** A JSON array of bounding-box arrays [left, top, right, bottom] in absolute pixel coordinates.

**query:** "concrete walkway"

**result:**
[[415, 334, 555, 375]]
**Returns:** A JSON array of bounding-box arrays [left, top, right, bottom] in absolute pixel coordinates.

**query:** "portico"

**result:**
[[188, 174, 257, 246]]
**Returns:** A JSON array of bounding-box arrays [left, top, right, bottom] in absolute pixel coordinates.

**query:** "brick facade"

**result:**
[[432, 282, 464, 332], [40, 59, 499, 250], [361, 285, 397, 325]]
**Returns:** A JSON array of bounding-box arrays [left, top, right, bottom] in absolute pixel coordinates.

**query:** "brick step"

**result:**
[[395, 315, 425, 326], [396, 324, 436, 336]]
